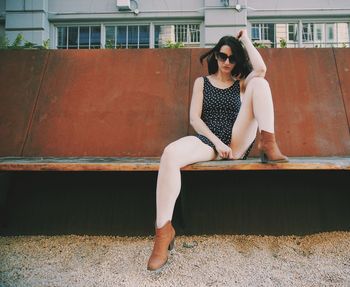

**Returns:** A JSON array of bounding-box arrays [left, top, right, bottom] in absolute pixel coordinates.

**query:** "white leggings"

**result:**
[[156, 77, 275, 228]]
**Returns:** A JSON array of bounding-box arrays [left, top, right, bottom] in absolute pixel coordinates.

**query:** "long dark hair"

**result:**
[[200, 36, 252, 79]]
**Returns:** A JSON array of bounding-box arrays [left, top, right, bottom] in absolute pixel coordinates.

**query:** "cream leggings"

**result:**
[[156, 77, 275, 228]]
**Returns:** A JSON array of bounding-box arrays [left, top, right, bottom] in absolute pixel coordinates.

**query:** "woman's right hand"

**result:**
[[214, 141, 234, 159], [236, 29, 249, 42]]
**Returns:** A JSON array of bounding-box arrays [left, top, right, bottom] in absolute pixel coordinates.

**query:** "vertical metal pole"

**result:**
[[150, 22, 154, 48], [88, 26, 91, 49], [101, 23, 106, 48], [348, 22, 350, 47], [298, 19, 303, 48], [66, 26, 68, 49], [77, 26, 80, 49], [115, 26, 117, 48]]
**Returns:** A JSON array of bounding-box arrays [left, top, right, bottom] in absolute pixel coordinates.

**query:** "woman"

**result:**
[[147, 30, 288, 271]]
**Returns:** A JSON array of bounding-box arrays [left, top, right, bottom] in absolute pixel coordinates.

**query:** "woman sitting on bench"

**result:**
[[147, 29, 288, 271]]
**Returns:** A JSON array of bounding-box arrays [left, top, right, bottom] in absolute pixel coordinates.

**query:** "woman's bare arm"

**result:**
[[189, 77, 221, 146]]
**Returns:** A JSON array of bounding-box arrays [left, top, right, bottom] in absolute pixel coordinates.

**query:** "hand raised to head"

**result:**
[[236, 29, 248, 40]]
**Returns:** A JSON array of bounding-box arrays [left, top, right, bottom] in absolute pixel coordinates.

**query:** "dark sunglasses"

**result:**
[[216, 52, 236, 64]]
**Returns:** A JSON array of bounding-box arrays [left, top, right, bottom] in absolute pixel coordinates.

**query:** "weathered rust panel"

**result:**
[[262, 48, 350, 156], [2, 48, 349, 158], [334, 48, 350, 131], [0, 51, 48, 156], [23, 49, 191, 156]]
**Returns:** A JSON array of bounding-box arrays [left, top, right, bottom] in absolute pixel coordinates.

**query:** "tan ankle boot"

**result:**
[[147, 220, 175, 271], [258, 130, 289, 163]]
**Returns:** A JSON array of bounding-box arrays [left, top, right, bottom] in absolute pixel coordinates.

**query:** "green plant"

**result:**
[[279, 38, 287, 48], [24, 40, 36, 49], [10, 33, 24, 49], [105, 40, 114, 49], [342, 42, 348, 48], [0, 35, 9, 49], [253, 41, 268, 48], [0, 33, 50, 50], [42, 38, 50, 49], [164, 40, 184, 48]]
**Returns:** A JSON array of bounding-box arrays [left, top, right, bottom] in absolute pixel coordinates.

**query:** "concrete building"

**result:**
[[0, 0, 349, 49]]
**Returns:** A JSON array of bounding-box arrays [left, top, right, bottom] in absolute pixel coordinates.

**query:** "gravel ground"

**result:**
[[1, 232, 350, 287]]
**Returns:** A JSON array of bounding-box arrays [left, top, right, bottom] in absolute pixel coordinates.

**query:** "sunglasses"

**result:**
[[216, 52, 236, 64]]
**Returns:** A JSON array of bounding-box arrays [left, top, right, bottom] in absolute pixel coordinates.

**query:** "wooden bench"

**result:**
[[0, 156, 349, 171]]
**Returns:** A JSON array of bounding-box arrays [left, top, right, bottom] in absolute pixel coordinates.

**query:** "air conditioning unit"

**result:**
[[117, 0, 131, 11]]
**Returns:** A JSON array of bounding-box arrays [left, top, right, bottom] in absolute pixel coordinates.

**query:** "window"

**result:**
[[68, 27, 78, 49], [251, 21, 349, 48], [56, 23, 202, 49], [117, 26, 127, 48], [57, 26, 101, 49], [302, 23, 340, 47], [302, 23, 314, 42], [189, 24, 200, 43], [338, 23, 350, 47], [79, 27, 89, 48], [105, 25, 150, 48], [175, 24, 200, 44], [91, 26, 101, 48], [326, 23, 335, 42], [57, 26, 67, 49], [139, 25, 150, 48], [288, 24, 298, 42], [251, 25, 259, 41], [175, 24, 187, 43], [128, 26, 138, 48], [315, 24, 323, 41], [251, 24, 275, 47], [154, 24, 200, 48], [0, 23, 5, 40], [301, 22, 348, 47]]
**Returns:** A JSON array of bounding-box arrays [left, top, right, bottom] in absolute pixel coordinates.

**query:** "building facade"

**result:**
[[0, 0, 349, 49]]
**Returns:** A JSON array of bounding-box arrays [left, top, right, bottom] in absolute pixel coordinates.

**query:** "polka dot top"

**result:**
[[195, 76, 253, 159]]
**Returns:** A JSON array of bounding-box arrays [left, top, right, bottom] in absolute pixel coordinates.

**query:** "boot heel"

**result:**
[[168, 238, 175, 251], [260, 151, 268, 163]]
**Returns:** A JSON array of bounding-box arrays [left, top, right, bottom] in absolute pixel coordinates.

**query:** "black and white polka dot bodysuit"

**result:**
[[195, 76, 253, 159]]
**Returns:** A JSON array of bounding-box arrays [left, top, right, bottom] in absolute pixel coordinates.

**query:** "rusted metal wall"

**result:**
[[22, 49, 191, 156], [0, 48, 349, 157], [261, 48, 350, 156], [334, 49, 350, 130], [0, 51, 49, 156]]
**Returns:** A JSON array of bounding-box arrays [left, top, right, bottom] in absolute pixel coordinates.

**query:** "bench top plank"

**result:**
[[0, 157, 349, 171]]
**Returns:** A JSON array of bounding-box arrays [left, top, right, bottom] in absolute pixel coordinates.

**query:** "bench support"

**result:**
[[0, 172, 12, 230]]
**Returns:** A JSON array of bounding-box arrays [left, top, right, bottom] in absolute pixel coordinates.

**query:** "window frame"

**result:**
[[249, 20, 350, 48], [56, 24, 102, 49], [250, 23, 275, 47], [154, 23, 201, 48], [55, 21, 202, 49], [105, 24, 150, 49]]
